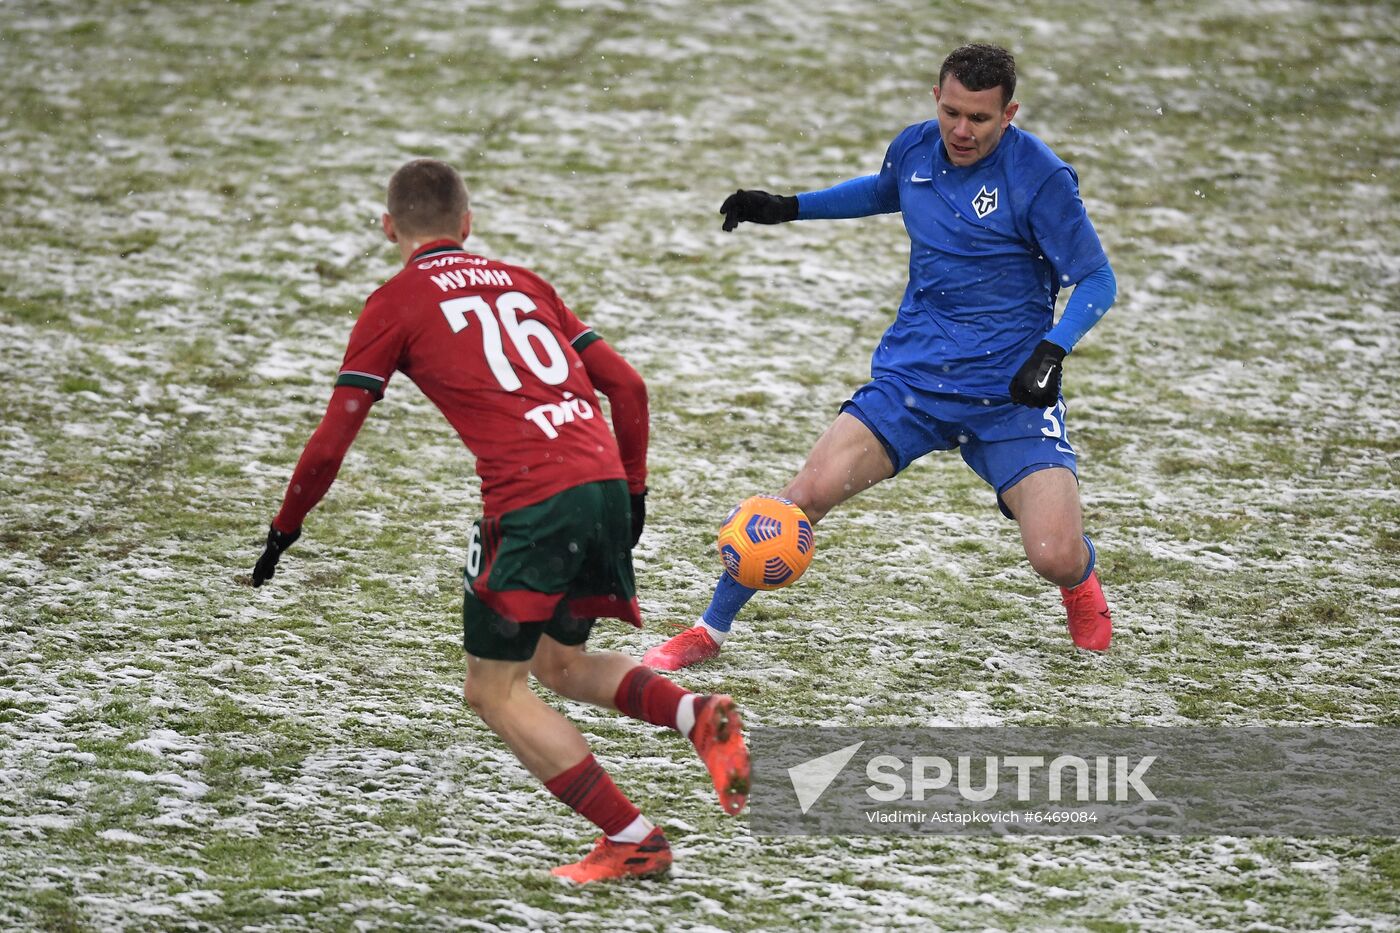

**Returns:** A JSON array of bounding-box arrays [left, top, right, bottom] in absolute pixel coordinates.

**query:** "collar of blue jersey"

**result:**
[[410, 239, 468, 261]]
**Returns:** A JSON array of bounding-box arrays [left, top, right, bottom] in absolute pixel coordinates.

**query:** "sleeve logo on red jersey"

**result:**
[[524, 391, 595, 439]]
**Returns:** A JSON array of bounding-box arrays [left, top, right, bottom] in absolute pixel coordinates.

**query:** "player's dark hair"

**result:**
[[387, 159, 470, 237], [939, 44, 1017, 106]]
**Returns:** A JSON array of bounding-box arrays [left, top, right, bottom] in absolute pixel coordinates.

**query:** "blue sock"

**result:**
[[701, 574, 756, 633], [1075, 534, 1097, 587]]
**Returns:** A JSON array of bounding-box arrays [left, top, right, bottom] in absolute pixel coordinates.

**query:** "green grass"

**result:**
[[1, 0, 1398, 929]]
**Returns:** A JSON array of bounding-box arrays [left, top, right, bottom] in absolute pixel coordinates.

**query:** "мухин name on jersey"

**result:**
[[430, 267, 515, 292]]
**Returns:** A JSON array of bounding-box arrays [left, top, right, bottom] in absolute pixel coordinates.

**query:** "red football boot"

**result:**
[[690, 694, 750, 815], [550, 825, 672, 884], [642, 626, 722, 671], [1060, 569, 1112, 651]]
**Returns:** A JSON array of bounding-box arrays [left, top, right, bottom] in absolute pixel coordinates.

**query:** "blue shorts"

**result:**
[[842, 376, 1078, 520]]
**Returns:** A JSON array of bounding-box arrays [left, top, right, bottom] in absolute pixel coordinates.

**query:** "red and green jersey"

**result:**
[[335, 240, 626, 515]]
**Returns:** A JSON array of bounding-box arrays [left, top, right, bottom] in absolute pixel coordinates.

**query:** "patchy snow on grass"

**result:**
[[1, 0, 1397, 930]]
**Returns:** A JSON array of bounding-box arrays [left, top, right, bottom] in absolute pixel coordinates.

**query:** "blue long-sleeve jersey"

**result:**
[[797, 122, 1113, 399]]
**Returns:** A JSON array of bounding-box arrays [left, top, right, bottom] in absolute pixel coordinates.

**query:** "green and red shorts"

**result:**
[[463, 479, 641, 662]]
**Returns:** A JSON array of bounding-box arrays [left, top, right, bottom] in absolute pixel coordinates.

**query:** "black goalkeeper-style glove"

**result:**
[[252, 524, 301, 587], [719, 190, 799, 232], [629, 488, 647, 548], [1009, 340, 1068, 407]]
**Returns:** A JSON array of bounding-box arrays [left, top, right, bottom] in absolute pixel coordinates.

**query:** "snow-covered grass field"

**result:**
[[2, 0, 1398, 929]]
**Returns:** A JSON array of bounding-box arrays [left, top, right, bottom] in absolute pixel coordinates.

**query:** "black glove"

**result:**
[[252, 524, 301, 587], [719, 190, 798, 232], [1009, 340, 1068, 407], [629, 489, 647, 548]]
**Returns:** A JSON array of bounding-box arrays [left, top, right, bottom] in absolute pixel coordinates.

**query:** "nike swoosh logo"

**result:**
[[910, 172, 932, 183], [1035, 364, 1057, 389]]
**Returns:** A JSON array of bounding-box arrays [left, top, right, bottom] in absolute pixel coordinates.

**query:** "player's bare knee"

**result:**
[[1024, 538, 1084, 586], [530, 657, 571, 693], [462, 676, 498, 718]]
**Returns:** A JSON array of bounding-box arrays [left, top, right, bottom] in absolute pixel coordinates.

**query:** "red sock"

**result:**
[[544, 755, 640, 837], [614, 666, 689, 730]]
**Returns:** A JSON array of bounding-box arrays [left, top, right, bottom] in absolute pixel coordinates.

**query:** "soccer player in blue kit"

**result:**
[[645, 44, 1118, 671]]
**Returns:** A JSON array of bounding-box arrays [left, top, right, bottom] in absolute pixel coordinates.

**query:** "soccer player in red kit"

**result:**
[[251, 159, 749, 883]]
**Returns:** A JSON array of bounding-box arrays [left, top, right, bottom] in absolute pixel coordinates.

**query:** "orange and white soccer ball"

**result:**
[[716, 495, 815, 590]]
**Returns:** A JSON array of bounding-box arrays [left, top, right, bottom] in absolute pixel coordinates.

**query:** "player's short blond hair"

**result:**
[[386, 159, 470, 237]]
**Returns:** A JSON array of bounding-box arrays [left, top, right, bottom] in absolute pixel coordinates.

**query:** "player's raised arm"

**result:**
[[719, 168, 900, 231], [718, 126, 909, 232], [251, 384, 375, 586], [579, 339, 650, 546]]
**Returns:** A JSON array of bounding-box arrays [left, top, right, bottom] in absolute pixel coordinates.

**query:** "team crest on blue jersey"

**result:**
[[972, 185, 999, 219]]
